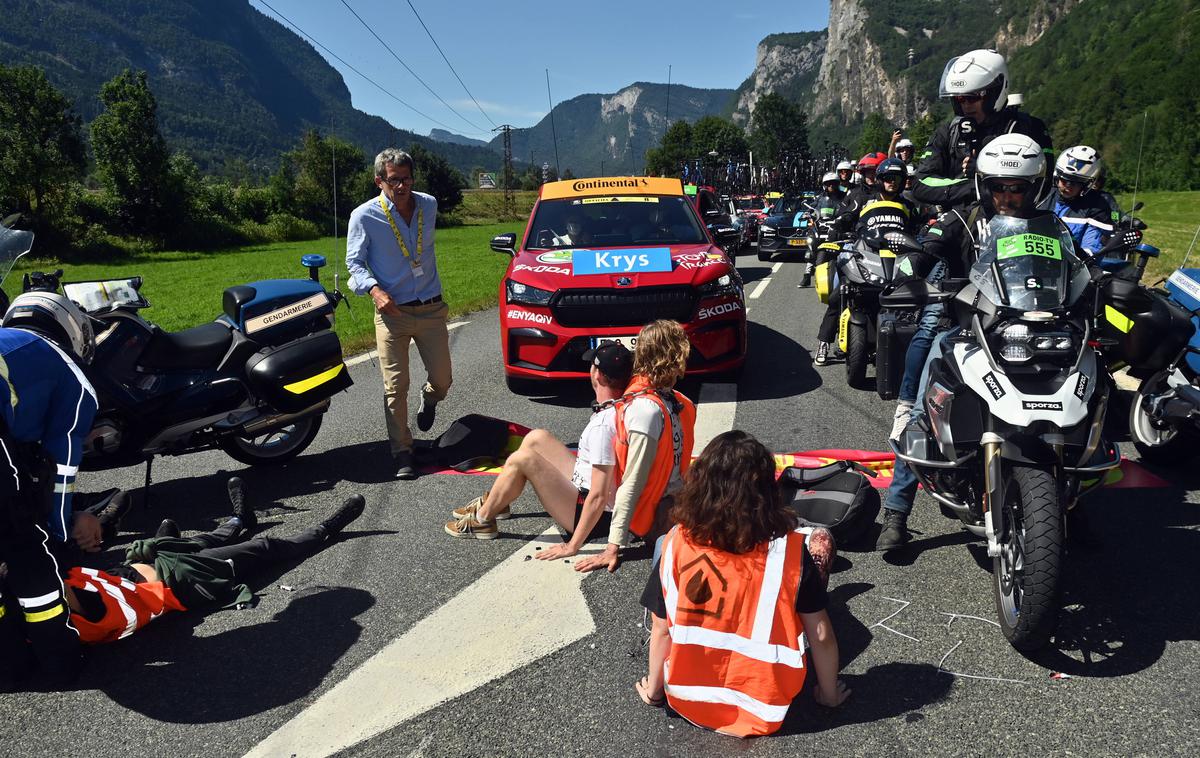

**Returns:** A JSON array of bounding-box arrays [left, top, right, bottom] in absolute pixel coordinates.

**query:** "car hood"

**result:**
[[763, 212, 807, 227], [508, 244, 733, 290]]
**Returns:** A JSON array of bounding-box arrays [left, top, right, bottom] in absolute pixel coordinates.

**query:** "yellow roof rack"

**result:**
[[540, 176, 685, 200]]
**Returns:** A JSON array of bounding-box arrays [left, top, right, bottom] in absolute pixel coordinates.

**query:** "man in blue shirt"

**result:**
[[1039, 145, 1112, 260], [346, 149, 452, 479]]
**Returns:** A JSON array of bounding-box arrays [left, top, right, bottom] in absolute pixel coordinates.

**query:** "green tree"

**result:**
[[750, 92, 810, 164], [408, 143, 466, 213], [691, 116, 749, 158], [90, 69, 174, 234], [857, 112, 894, 156], [280, 130, 367, 228], [0, 65, 85, 231], [905, 108, 944, 157], [644, 120, 694, 176]]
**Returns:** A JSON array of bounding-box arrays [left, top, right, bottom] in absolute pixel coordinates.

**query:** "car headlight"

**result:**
[[760, 225, 776, 236], [698, 274, 742, 298], [506, 279, 554, 306]]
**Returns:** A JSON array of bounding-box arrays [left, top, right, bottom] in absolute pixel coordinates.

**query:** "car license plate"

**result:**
[[788, 238, 806, 247], [590, 335, 637, 351]]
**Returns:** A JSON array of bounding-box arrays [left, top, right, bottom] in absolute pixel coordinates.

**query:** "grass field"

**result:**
[[450, 189, 537, 225], [1115, 191, 1200, 279], [4, 221, 530, 355]]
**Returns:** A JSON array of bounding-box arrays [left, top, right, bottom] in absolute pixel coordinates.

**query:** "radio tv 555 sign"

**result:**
[[572, 247, 673, 275]]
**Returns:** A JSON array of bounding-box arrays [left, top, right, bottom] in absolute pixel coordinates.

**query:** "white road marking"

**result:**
[[245, 529, 601, 758], [748, 262, 784, 300], [1113, 367, 1140, 392], [344, 321, 469, 367], [693, 382, 738, 451]]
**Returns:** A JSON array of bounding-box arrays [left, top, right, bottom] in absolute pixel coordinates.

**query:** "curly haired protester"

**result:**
[[574, 320, 697, 573], [637, 431, 848, 737]]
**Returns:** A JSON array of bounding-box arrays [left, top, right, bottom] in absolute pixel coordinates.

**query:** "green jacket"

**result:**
[[125, 537, 254, 610]]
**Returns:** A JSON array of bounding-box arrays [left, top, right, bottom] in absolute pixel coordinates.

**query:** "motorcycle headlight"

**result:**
[[506, 279, 554, 306], [698, 274, 742, 299], [760, 225, 776, 236], [998, 322, 1074, 364]]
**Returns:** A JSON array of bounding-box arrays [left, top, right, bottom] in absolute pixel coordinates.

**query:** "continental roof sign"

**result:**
[[540, 176, 685, 200]]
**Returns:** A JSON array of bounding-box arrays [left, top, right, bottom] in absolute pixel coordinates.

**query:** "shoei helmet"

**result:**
[[836, 160, 853, 172], [821, 171, 840, 186], [3, 291, 96, 364], [876, 158, 907, 182], [895, 138, 914, 151], [974, 134, 1047, 216], [939, 49, 1009, 116], [1054, 145, 1102, 184]]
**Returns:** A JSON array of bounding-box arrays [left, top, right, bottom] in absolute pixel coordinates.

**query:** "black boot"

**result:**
[[155, 518, 181, 539], [876, 508, 910, 551], [320, 495, 366, 538], [227, 477, 257, 532]]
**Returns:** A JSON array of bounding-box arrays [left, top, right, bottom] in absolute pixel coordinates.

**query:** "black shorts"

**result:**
[[566, 488, 612, 543]]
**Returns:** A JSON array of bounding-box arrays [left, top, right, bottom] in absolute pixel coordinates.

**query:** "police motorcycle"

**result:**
[[835, 228, 916, 390], [2, 231, 353, 471], [883, 213, 1121, 650]]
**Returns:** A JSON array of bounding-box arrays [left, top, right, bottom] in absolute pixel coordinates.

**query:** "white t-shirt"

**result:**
[[572, 406, 617, 509], [623, 395, 685, 494]]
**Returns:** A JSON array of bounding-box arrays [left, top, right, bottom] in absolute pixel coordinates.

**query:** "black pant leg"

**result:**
[[184, 519, 242, 550], [194, 527, 326, 578], [818, 290, 843, 342]]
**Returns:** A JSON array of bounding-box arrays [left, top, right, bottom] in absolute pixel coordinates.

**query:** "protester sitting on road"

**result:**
[[444, 342, 633, 554], [574, 320, 697, 573], [636, 430, 848, 737], [58, 478, 365, 645]]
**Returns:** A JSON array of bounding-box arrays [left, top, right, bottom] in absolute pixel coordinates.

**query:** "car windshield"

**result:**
[[967, 214, 1090, 312], [526, 195, 707, 249], [733, 197, 762, 210], [771, 196, 806, 215]]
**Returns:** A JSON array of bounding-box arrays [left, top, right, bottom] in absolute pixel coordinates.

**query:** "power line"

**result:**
[[545, 69, 560, 177], [253, 0, 469, 135], [404, 0, 496, 128], [338, 0, 483, 134]]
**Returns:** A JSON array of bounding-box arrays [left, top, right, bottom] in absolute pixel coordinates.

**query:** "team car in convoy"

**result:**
[[757, 194, 814, 261], [491, 177, 747, 390]]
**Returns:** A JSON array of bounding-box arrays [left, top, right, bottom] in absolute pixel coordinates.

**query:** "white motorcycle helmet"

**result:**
[[836, 160, 853, 173], [939, 49, 1009, 116], [821, 171, 839, 186], [895, 138, 914, 151], [1055, 145, 1102, 185], [3, 291, 96, 364], [974, 134, 1047, 216]]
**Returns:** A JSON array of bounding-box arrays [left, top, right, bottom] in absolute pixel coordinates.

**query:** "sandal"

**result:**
[[635, 675, 665, 707]]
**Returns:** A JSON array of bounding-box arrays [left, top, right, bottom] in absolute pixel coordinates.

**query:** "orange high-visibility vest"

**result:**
[[66, 567, 186, 643], [658, 526, 808, 737], [614, 379, 696, 537]]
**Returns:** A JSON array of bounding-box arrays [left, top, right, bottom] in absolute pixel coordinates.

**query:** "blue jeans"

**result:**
[[897, 262, 947, 404], [885, 329, 951, 515]]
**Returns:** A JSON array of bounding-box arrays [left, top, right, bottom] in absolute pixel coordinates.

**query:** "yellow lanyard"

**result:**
[[379, 194, 423, 264]]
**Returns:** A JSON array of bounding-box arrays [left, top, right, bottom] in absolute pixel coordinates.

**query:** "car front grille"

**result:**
[[550, 286, 697, 328]]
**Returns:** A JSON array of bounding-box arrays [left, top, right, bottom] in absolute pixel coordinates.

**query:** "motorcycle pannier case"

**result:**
[[1099, 275, 1193, 378], [779, 461, 880, 546], [245, 331, 352, 413], [876, 318, 917, 400]]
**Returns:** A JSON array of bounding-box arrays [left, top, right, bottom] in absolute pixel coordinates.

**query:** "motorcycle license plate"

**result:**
[[590, 335, 637, 351], [788, 239, 806, 247]]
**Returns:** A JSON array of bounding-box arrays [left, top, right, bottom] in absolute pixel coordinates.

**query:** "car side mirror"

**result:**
[[490, 232, 518, 256]]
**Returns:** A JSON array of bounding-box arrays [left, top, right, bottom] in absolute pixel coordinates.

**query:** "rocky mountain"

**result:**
[[491, 82, 735, 177], [0, 0, 507, 176], [729, 32, 826, 128]]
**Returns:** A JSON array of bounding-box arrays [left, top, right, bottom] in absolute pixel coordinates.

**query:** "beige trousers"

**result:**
[[375, 301, 452, 454]]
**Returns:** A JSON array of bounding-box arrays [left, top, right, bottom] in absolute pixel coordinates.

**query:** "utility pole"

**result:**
[[494, 124, 515, 220], [665, 64, 672, 126]]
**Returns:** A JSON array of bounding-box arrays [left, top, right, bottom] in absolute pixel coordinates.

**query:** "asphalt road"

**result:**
[[3, 253, 1198, 757]]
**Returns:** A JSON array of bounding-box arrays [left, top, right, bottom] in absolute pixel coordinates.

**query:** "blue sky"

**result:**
[[248, 0, 830, 139]]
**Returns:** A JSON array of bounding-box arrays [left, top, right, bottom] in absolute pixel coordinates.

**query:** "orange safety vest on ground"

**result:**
[[658, 526, 808, 737], [613, 377, 696, 537], [65, 567, 186, 643]]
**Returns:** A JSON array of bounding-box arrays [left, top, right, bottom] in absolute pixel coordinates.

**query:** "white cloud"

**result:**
[[451, 98, 546, 119]]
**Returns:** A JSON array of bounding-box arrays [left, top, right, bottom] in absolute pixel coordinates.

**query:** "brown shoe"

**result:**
[[444, 513, 498, 540], [450, 493, 510, 521]]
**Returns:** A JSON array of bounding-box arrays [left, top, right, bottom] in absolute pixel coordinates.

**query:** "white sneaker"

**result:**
[[890, 401, 914, 441]]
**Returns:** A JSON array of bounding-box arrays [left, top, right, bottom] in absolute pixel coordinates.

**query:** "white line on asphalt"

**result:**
[[344, 321, 470, 367], [245, 528, 601, 758], [748, 262, 784, 300], [693, 382, 738, 451]]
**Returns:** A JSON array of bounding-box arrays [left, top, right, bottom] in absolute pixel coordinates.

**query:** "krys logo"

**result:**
[[537, 250, 574, 265]]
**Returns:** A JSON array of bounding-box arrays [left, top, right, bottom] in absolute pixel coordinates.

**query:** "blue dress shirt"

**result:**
[[346, 191, 442, 303]]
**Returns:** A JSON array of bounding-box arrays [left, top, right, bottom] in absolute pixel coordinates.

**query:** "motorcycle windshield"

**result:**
[[968, 215, 1088, 312], [0, 226, 33, 288]]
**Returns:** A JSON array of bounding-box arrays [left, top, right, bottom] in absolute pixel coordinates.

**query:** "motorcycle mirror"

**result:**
[[1, 212, 20, 229], [1132, 201, 1144, 212]]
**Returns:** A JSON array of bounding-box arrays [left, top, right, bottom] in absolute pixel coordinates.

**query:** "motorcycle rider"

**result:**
[[1038, 145, 1113, 260], [878, 133, 1060, 550], [836, 160, 854, 193], [0, 295, 100, 687], [801, 172, 846, 288], [814, 157, 916, 365], [912, 49, 1053, 210]]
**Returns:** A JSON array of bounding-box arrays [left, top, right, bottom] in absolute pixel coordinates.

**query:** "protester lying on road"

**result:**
[[56, 478, 365, 646], [637, 431, 849, 737], [444, 342, 633, 561], [574, 320, 697, 573]]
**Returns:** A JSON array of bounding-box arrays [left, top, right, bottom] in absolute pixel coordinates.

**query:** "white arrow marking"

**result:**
[[245, 529, 601, 758]]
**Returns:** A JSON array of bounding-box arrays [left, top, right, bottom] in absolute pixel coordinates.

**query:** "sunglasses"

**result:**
[[952, 93, 985, 104], [987, 181, 1031, 194], [380, 175, 414, 187]]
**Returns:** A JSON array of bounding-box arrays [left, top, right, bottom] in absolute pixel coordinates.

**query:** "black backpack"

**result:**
[[414, 414, 516, 471], [779, 460, 881, 547]]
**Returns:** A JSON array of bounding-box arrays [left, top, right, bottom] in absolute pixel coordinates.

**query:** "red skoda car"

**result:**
[[491, 177, 747, 390]]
